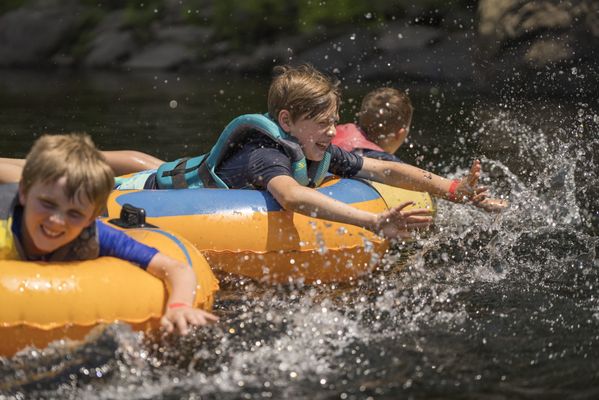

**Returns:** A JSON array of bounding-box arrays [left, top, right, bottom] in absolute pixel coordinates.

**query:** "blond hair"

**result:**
[[268, 64, 341, 123], [358, 87, 413, 142], [21, 133, 114, 216]]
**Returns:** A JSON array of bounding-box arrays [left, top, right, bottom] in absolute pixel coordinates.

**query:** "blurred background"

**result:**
[[0, 0, 597, 93], [2, 2, 599, 399]]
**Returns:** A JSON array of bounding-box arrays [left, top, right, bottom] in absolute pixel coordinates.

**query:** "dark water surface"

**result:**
[[1, 71, 598, 399]]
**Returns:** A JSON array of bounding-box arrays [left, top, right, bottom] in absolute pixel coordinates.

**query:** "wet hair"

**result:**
[[21, 133, 114, 216], [358, 87, 413, 142], [268, 64, 341, 123]]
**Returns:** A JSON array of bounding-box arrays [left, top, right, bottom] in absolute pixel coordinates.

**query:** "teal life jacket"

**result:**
[[155, 114, 331, 189]]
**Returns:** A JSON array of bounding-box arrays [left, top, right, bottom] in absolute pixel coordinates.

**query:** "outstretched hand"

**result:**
[[454, 159, 488, 202], [473, 197, 509, 213], [161, 306, 219, 335], [373, 201, 433, 239]]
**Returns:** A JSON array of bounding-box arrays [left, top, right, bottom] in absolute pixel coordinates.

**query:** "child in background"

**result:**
[[333, 87, 507, 212], [334, 87, 411, 162], [118, 64, 503, 239], [0, 134, 217, 335]]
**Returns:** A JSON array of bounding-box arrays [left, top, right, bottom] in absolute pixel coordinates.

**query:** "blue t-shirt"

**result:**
[[215, 134, 364, 189], [96, 221, 158, 269]]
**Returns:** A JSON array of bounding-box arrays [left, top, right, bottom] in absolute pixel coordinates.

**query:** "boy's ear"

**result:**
[[277, 110, 292, 132], [17, 181, 27, 206]]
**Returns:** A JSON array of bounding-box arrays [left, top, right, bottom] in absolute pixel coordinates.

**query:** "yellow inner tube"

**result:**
[[0, 228, 219, 357]]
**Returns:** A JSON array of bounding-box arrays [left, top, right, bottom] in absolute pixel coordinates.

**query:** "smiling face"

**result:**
[[18, 176, 96, 257], [278, 110, 338, 161]]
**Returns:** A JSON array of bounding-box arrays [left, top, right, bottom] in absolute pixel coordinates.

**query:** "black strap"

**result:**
[[197, 160, 218, 188]]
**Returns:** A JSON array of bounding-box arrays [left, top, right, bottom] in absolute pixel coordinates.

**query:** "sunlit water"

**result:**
[[1, 71, 597, 399]]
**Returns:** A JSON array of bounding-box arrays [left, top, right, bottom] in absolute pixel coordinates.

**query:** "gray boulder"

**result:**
[[355, 25, 474, 82], [84, 31, 137, 68], [477, 0, 599, 94], [124, 42, 193, 70], [0, 5, 84, 66]]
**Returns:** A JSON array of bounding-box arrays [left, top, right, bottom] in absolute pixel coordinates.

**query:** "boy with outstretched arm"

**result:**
[[118, 64, 503, 238], [334, 87, 507, 212], [0, 133, 217, 335]]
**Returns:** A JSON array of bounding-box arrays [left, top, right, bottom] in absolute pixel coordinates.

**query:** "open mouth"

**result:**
[[41, 225, 64, 239], [315, 142, 329, 151]]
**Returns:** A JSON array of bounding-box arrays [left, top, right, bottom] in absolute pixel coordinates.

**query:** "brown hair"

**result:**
[[358, 87, 413, 142], [268, 64, 341, 123], [21, 133, 114, 216]]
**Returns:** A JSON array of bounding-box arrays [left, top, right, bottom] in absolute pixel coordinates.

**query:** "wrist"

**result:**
[[447, 179, 460, 202], [167, 302, 191, 310]]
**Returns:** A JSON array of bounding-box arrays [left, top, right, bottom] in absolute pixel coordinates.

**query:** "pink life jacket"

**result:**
[[333, 123, 384, 153]]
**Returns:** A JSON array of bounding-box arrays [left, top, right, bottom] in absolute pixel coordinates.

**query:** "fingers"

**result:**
[[474, 198, 509, 213], [201, 310, 220, 323], [392, 201, 415, 211], [174, 312, 189, 336], [163, 308, 220, 336], [161, 315, 174, 333], [467, 159, 481, 188]]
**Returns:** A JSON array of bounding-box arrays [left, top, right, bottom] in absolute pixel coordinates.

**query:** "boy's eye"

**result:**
[[40, 199, 55, 209], [68, 210, 85, 220]]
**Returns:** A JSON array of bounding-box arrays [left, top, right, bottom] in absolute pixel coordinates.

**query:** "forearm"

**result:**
[[146, 252, 197, 307], [268, 177, 378, 231], [358, 158, 454, 199], [101, 150, 164, 175], [0, 163, 23, 183], [0, 158, 26, 167]]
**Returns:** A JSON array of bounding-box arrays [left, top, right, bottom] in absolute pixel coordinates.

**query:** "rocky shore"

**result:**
[[0, 0, 597, 96]]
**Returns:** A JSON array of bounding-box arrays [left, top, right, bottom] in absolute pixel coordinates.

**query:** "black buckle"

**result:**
[[108, 203, 157, 229]]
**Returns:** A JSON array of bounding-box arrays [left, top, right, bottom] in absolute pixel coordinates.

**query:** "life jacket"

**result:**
[[0, 183, 100, 261], [332, 123, 384, 153], [156, 114, 331, 189]]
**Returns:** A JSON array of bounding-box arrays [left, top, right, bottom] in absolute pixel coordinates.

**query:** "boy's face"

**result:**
[[18, 176, 96, 257], [279, 110, 338, 161]]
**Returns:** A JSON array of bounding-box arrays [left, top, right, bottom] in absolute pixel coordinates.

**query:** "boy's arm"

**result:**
[[101, 150, 164, 176], [146, 253, 218, 335], [267, 175, 432, 239], [0, 162, 23, 184], [356, 157, 488, 204], [0, 151, 164, 179], [97, 221, 217, 335]]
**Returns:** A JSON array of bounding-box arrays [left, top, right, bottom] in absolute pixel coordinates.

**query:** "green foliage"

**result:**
[[123, 0, 164, 30], [0, 0, 26, 15], [213, 0, 297, 47], [296, 0, 393, 32]]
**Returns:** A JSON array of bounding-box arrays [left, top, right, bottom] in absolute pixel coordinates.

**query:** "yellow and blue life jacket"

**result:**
[[155, 114, 332, 189]]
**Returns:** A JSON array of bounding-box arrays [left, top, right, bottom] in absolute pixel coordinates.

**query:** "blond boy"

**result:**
[[0, 134, 217, 334]]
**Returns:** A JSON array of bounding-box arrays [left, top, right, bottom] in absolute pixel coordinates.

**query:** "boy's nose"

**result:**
[[325, 125, 336, 137], [48, 211, 66, 225]]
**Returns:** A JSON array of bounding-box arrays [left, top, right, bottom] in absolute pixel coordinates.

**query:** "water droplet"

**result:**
[[169, 100, 178, 109]]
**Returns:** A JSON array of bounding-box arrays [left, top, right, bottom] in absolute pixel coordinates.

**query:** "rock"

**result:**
[[377, 23, 442, 53], [124, 42, 193, 70], [294, 28, 377, 75], [92, 10, 128, 35], [355, 29, 475, 82], [0, 5, 84, 66], [477, 0, 599, 95], [84, 31, 137, 68], [154, 25, 213, 45]]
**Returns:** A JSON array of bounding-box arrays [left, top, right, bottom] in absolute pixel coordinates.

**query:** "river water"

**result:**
[[0, 71, 598, 399]]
